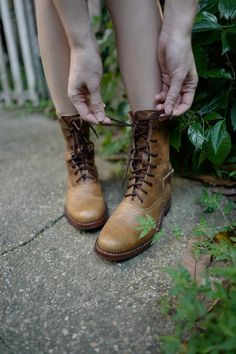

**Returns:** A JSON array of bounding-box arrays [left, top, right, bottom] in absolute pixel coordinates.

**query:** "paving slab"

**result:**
[[0, 110, 234, 354]]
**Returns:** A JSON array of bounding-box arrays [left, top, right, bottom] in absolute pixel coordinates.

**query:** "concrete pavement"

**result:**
[[0, 110, 232, 354]]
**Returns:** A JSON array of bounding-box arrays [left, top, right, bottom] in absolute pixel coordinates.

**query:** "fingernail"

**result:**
[[97, 112, 105, 122]]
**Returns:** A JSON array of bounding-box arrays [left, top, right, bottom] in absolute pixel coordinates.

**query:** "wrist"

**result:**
[[161, 18, 193, 38], [67, 24, 96, 50], [162, 0, 198, 37]]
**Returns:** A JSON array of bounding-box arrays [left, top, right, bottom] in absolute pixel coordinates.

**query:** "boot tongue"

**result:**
[[59, 114, 82, 129], [130, 110, 159, 123]]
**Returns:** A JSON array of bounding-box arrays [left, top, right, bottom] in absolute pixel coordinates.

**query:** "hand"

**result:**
[[156, 31, 198, 116], [68, 45, 110, 125]]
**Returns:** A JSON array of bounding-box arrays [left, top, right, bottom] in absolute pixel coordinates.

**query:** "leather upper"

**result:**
[[96, 110, 172, 256]]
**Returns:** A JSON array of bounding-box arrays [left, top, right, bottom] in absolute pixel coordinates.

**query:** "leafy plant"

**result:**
[[94, 1, 236, 179], [160, 188, 236, 354], [170, 0, 236, 178], [135, 214, 164, 242]]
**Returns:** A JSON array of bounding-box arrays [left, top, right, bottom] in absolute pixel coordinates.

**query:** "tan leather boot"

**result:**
[[94, 110, 173, 260], [57, 113, 107, 230]]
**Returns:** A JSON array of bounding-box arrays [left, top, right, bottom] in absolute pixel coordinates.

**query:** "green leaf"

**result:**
[[198, 91, 228, 115], [188, 122, 206, 150], [200, 0, 220, 13], [193, 31, 220, 46], [170, 128, 182, 152], [204, 112, 224, 121], [193, 47, 209, 77], [206, 121, 232, 165], [218, 0, 236, 20], [205, 68, 233, 79], [221, 31, 230, 55], [198, 149, 207, 166], [231, 102, 236, 131], [193, 11, 221, 33], [211, 120, 226, 153]]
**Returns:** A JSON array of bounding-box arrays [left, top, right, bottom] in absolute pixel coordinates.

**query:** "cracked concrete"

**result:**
[[0, 110, 234, 354], [1, 213, 64, 256]]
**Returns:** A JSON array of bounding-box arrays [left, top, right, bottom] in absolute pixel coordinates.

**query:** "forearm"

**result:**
[[162, 0, 198, 36], [52, 0, 95, 48]]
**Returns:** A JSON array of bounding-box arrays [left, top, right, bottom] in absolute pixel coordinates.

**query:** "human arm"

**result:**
[[52, 0, 110, 124], [156, 0, 199, 116]]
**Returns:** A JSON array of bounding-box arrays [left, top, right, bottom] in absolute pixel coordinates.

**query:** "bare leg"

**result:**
[[35, 0, 76, 114], [105, 0, 162, 112]]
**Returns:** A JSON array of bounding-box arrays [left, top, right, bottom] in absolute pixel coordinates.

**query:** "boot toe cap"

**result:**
[[95, 218, 145, 258]]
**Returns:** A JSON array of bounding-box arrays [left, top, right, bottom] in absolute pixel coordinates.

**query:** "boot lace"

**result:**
[[67, 120, 98, 183], [105, 111, 170, 203], [124, 117, 159, 203]]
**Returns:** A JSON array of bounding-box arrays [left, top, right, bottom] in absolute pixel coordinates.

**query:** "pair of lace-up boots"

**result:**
[[58, 110, 173, 261]]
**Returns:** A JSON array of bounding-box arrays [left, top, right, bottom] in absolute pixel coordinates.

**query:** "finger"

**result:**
[[165, 75, 184, 115], [173, 90, 195, 116], [89, 89, 111, 124], [99, 117, 113, 126], [69, 91, 99, 124], [173, 76, 198, 116], [156, 103, 165, 111], [155, 92, 166, 102]]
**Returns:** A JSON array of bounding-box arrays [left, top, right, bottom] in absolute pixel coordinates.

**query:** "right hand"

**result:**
[[68, 45, 110, 125], [156, 31, 198, 116]]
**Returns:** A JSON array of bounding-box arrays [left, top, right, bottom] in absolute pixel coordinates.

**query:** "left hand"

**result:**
[[156, 31, 198, 116]]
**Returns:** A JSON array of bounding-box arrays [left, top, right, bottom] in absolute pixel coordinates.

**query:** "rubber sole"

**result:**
[[94, 200, 171, 261], [64, 207, 108, 230]]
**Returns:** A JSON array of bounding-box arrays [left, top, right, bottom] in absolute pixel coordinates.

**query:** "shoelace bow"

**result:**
[[67, 120, 98, 182]]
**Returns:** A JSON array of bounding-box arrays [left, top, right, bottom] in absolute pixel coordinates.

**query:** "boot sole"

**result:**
[[94, 200, 171, 261], [64, 207, 108, 231]]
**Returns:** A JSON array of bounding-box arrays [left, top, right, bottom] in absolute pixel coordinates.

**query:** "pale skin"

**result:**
[[35, 0, 198, 124]]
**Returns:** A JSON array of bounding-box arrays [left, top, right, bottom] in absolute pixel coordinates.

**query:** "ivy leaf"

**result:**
[[205, 68, 233, 79], [231, 102, 236, 131], [218, 0, 236, 20], [188, 122, 206, 150], [193, 11, 221, 32]]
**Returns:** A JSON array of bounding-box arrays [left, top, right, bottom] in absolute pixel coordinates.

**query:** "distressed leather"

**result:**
[[95, 110, 173, 259], [58, 113, 107, 228]]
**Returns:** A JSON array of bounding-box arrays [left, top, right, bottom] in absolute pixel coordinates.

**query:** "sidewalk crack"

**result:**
[[1, 214, 64, 256]]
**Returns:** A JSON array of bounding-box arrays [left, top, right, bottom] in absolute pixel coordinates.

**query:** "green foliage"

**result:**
[[199, 189, 223, 213], [171, 0, 236, 177], [161, 250, 236, 354], [135, 214, 164, 242], [94, 1, 236, 179], [160, 189, 236, 354]]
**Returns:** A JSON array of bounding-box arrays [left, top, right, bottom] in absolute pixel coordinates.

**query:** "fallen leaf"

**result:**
[[181, 237, 211, 284], [209, 187, 236, 196], [189, 174, 236, 187]]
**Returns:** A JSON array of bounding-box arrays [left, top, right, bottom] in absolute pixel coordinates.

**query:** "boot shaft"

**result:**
[[57, 113, 98, 184], [125, 110, 172, 207]]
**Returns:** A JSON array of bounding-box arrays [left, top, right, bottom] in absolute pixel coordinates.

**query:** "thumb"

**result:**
[[165, 75, 183, 115]]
